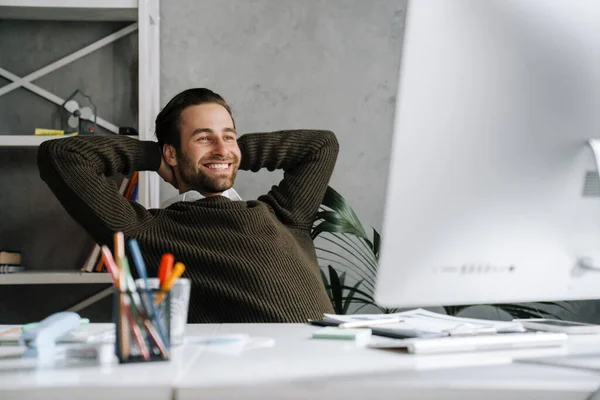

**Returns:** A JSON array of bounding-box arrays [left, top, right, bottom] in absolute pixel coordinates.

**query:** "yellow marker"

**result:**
[[154, 262, 186, 305]]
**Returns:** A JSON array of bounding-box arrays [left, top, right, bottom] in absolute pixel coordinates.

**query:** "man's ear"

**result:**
[[163, 144, 178, 167]]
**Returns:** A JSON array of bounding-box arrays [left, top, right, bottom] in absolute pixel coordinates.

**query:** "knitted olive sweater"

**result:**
[[38, 130, 338, 323]]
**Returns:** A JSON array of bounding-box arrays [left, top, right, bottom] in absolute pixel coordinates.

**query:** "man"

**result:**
[[38, 88, 338, 323]]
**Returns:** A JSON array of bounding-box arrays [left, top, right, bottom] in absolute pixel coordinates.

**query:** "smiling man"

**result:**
[[37, 88, 338, 323]]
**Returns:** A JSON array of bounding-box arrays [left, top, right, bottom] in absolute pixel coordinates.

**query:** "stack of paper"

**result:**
[[322, 308, 525, 337]]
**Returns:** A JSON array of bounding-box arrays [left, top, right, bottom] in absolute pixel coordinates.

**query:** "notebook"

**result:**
[[368, 331, 568, 354]]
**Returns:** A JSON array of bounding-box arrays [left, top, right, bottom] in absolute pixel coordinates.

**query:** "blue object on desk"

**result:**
[[128, 238, 169, 346], [21, 312, 81, 362]]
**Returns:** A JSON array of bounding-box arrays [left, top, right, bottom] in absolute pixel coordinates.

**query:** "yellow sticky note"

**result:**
[[35, 128, 65, 136]]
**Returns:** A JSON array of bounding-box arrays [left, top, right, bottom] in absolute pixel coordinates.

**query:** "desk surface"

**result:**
[[1, 323, 600, 400]]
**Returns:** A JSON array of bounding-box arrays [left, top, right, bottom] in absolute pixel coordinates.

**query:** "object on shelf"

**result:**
[[81, 173, 139, 272], [34, 128, 65, 136], [119, 127, 138, 136], [0, 265, 25, 274], [0, 271, 113, 285], [0, 251, 21, 265], [60, 89, 97, 135]]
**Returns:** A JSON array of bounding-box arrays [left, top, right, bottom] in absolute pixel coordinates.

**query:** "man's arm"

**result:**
[[37, 135, 162, 245], [237, 130, 339, 229]]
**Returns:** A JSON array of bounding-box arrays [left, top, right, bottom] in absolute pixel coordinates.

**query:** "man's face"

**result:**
[[173, 103, 241, 196]]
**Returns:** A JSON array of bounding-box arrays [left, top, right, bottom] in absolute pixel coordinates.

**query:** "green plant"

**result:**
[[312, 186, 572, 320]]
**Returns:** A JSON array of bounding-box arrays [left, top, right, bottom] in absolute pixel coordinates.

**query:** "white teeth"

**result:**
[[206, 164, 228, 170]]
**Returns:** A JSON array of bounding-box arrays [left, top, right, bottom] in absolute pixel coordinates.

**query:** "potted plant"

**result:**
[[312, 186, 573, 319]]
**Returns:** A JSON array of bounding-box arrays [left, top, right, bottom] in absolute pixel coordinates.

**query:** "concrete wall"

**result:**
[[158, 0, 600, 323], [159, 0, 407, 234]]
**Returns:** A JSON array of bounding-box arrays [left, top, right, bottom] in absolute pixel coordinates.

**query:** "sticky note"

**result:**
[[312, 327, 372, 346]]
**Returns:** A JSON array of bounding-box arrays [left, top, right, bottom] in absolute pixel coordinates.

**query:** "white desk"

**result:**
[[0, 324, 218, 400], [1, 323, 600, 400], [176, 324, 600, 400]]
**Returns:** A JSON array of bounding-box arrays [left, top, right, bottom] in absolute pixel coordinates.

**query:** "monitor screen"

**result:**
[[375, 0, 600, 307]]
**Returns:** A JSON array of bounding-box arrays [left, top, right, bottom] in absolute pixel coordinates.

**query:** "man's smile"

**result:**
[[201, 161, 235, 173]]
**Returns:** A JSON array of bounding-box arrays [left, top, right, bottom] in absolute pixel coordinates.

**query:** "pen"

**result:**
[[127, 238, 169, 345], [119, 291, 131, 360], [158, 253, 174, 286], [101, 245, 120, 285], [114, 233, 132, 360], [0, 327, 21, 337], [114, 232, 125, 261], [122, 299, 151, 361], [339, 318, 403, 329], [155, 261, 186, 305], [307, 319, 340, 328]]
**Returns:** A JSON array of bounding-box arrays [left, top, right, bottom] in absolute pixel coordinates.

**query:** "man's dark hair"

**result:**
[[155, 88, 234, 150]]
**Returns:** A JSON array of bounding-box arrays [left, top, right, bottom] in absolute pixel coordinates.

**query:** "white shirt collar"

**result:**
[[161, 188, 242, 208]]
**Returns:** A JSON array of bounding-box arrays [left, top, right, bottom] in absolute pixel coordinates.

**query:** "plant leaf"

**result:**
[[338, 284, 376, 303], [535, 301, 576, 316], [443, 305, 472, 316], [338, 271, 346, 289], [492, 304, 562, 320], [312, 221, 369, 241], [342, 280, 366, 314], [328, 265, 344, 314], [312, 187, 368, 240], [372, 228, 381, 261], [320, 269, 332, 299]]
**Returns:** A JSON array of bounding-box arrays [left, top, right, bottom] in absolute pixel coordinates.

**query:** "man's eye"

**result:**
[[197, 136, 209, 142], [225, 135, 236, 141]]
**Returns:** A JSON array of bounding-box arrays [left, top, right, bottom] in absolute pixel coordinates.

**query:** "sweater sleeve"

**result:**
[[37, 135, 162, 245], [237, 130, 339, 229]]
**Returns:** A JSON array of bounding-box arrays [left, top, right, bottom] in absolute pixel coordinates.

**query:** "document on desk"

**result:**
[[322, 308, 526, 337]]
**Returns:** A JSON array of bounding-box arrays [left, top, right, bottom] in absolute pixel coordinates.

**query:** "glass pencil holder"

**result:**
[[113, 287, 171, 364]]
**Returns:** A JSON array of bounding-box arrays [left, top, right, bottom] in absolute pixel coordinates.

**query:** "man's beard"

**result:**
[[177, 153, 239, 194]]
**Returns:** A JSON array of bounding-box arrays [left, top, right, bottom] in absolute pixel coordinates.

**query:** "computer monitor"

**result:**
[[375, 0, 600, 308]]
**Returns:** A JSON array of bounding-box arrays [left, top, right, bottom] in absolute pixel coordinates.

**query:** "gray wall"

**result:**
[[160, 0, 406, 233], [159, 0, 600, 323]]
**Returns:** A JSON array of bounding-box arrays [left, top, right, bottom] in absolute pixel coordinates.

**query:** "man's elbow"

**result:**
[[37, 140, 61, 182], [320, 130, 340, 157]]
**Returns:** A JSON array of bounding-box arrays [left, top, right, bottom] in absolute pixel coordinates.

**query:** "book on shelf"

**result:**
[[81, 173, 139, 272], [0, 251, 21, 265]]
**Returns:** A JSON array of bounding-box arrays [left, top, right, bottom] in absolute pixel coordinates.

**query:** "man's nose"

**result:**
[[212, 137, 228, 157]]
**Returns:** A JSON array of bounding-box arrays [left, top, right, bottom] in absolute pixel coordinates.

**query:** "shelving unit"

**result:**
[[0, 0, 160, 285], [0, 0, 160, 209], [0, 134, 139, 147], [0, 134, 77, 147], [0, 271, 112, 285], [0, 0, 138, 21]]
